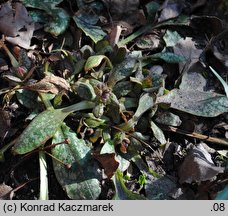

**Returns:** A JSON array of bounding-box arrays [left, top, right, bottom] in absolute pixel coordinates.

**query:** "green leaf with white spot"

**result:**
[[44, 8, 70, 36], [52, 123, 101, 199], [13, 109, 67, 154], [22, 0, 69, 36], [13, 101, 95, 154], [142, 52, 186, 65], [156, 89, 228, 117], [107, 51, 141, 88], [73, 14, 106, 43], [154, 112, 182, 126]]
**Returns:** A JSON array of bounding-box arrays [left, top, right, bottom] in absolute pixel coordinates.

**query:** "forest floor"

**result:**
[[0, 0, 228, 200]]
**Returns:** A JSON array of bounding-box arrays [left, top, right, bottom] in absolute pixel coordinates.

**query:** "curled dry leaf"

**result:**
[[25, 73, 71, 95], [178, 144, 224, 184], [93, 153, 119, 178], [0, 2, 34, 49]]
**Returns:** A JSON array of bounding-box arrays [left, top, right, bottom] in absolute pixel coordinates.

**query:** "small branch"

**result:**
[[161, 125, 228, 147], [45, 151, 71, 169]]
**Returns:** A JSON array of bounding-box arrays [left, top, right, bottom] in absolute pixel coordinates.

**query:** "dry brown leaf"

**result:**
[[178, 144, 224, 184], [158, 3, 182, 22], [0, 2, 34, 49], [93, 153, 119, 178], [0, 183, 13, 200], [25, 74, 71, 94]]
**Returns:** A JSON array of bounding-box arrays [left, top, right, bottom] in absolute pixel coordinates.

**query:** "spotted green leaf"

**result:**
[[73, 14, 106, 43], [13, 101, 95, 154], [156, 89, 228, 117], [44, 8, 70, 36], [142, 52, 186, 65], [13, 109, 67, 154], [52, 123, 101, 199], [22, 0, 69, 36], [107, 51, 141, 88], [154, 111, 182, 126]]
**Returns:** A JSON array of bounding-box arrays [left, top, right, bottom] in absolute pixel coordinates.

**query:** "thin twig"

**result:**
[[161, 125, 228, 147]]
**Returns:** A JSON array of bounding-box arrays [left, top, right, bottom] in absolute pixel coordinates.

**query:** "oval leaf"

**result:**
[[143, 52, 186, 64]]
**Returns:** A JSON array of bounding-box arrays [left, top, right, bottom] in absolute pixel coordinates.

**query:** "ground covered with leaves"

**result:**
[[0, 0, 228, 200]]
